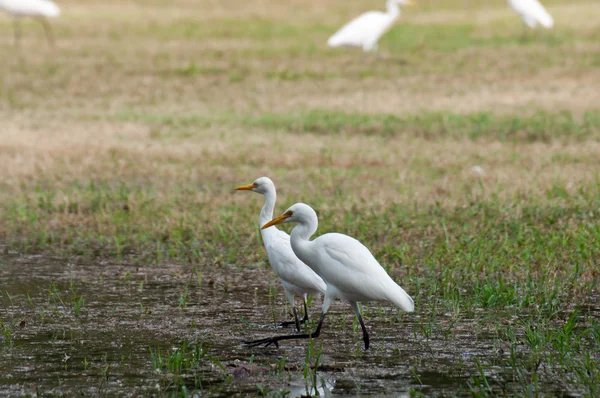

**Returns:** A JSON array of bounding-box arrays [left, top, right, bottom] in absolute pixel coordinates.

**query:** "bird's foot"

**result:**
[[243, 337, 280, 348], [278, 320, 298, 328]]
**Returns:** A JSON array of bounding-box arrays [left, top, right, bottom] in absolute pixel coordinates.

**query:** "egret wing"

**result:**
[[328, 11, 388, 47], [315, 234, 393, 301], [4, 0, 60, 17], [509, 0, 553, 27], [266, 230, 326, 294]]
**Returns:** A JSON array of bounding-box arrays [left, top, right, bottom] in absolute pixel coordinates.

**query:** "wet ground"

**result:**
[[0, 254, 592, 396]]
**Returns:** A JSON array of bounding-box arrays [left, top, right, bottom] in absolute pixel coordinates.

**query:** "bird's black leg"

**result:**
[[39, 17, 55, 47], [13, 18, 21, 48], [520, 24, 529, 43], [278, 307, 302, 332], [301, 296, 309, 323], [351, 302, 370, 350], [357, 311, 370, 350], [244, 312, 327, 348], [279, 295, 310, 330]]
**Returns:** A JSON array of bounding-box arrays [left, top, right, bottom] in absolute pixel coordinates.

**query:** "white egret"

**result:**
[[245, 203, 414, 350], [327, 0, 414, 53], [507, 0, 553, 29], [0, 0, 61, 46], [235, 178, 326, 332]]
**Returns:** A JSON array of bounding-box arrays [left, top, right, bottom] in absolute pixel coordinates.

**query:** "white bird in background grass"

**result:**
[[507, 0, 553, 30], [245, 203, 414, 350], [0, 0, 60, 47], [235, 178, 327, 332], [327, 0, 415, 53]]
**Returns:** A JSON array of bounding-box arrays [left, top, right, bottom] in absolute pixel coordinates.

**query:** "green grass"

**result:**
[[383, 23, 589, 52], [6, 177, 598, 395], [1, 0, 599, 395], [2, 178, 600, 274], [243, 109, 600, 142], [111, 109, 600, 143]]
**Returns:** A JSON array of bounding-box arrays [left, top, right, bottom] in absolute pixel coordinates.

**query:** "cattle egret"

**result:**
[[245, 203, 414, 349], [0, 0, 60, 46], [327, 0, 414, 52], [235, 178, 326, 332]]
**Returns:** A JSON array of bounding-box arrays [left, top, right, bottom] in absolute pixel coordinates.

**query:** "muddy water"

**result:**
[[0, 255, 513, 396]]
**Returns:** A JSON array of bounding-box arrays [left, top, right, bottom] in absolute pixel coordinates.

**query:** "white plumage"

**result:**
[[235, 178, 326, 331], [0, 0, 60, 46], [327, 0, 414, 52], [246, 203, 413, 349], [282, 203, 413, 313], [0, 0, 60, 17], [507, 0, 553, 29]]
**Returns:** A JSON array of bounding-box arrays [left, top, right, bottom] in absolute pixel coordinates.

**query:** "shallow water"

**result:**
[[0, 254, 590, 396]]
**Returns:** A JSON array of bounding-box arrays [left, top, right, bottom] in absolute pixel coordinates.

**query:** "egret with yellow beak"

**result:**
[[244, 203, 414, 350], [235, 178, 326, 332]]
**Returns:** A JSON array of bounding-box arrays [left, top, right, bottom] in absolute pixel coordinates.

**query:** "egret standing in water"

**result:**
[[245, 203, 414, 350], [327, 0, 415, 53], [507, 0, 553, 30], [0, 0, 60, 47], [235, 178, 326, 332]]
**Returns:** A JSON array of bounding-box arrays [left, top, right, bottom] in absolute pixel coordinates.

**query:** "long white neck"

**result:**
[[386, 0, 400, 18], [259, 187, 276, 228], [289, 212, 318, 261]]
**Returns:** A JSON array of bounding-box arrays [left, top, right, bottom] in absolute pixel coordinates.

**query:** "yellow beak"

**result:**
[[261, 212, 292, 230], [235, 183, 255, 191]]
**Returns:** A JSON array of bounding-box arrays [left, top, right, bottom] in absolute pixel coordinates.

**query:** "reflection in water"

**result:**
[[285, 375, 335, 397]]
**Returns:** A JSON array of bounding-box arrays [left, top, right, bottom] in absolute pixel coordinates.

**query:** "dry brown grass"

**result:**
[[2, 5, 599, 396], [1, 117, 599, 214], [0, 0, 599, 212]]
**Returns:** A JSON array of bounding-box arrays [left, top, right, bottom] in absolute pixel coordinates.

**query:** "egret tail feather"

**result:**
[[388, 285, 414, 312]]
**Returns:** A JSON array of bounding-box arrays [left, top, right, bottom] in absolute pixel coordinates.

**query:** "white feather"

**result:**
[[507, 0, 553, 29], [0, 0, 60, 18], [328, 11, 395, 52], [236, 177, 326, 324], [282, 203, 414, 313], [264, 228, 327, 296], [327, 0, 411, 52]]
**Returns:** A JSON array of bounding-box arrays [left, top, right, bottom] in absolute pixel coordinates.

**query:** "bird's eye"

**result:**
[[285, 211, 294, 217], [253, 183, 258, 188]]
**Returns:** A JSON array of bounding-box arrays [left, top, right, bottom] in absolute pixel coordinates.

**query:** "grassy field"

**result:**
[[1, 0, 599, 395]]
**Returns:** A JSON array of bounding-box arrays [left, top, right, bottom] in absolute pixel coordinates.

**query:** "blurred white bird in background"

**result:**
[[245, 203, 414, 350], [507, 0, 553, 30], [327, 0, 415, 53], [235, 178, 326, 332], [0, 0, 60, 46]]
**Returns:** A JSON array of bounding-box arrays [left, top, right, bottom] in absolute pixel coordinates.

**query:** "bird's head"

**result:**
[[235, 176, 275, 196], [261, 203, 316, 229]]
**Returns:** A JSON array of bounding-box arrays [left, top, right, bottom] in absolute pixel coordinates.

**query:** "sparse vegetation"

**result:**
[[0, 0, 599, 395]]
